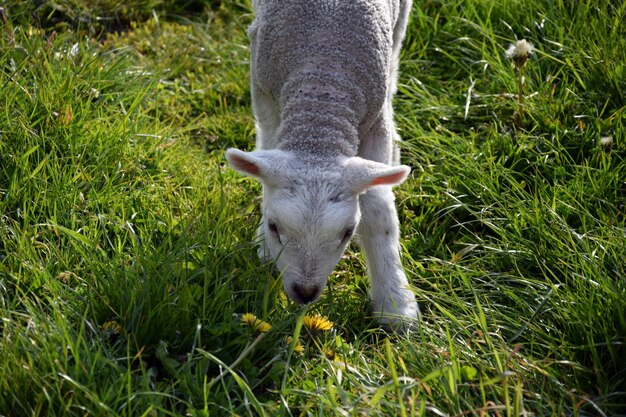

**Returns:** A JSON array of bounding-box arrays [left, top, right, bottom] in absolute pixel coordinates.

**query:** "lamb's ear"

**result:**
[[343, 157, 411, 195], [225, 148, 290, 185]]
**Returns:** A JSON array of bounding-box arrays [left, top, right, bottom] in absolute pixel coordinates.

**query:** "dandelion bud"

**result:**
[[506, 39, 534, 69]]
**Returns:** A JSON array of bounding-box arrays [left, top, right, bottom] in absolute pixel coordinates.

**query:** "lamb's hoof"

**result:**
[[375, 301, 420, 334]]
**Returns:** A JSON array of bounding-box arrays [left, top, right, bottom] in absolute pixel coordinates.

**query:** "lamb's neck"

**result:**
[[276, 66, 366, 159]]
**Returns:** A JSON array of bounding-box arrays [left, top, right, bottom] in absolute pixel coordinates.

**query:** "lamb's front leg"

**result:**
[[358, 187, 419, 327], [256, 222, 271, 263], [256, 189, 273, 263]]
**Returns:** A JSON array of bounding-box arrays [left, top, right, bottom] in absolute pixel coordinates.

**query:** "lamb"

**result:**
[[225, 0, 418, 327]]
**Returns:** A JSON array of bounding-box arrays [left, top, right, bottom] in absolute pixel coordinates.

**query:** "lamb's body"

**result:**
[[227, 0, 418, 327], [250, 0, 405, 159]]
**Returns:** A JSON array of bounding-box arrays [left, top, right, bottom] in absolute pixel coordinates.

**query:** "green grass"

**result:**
[[1, 0, 624, 415]]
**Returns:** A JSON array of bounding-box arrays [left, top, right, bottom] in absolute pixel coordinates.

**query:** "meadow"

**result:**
[[0, 0, 624, 415]]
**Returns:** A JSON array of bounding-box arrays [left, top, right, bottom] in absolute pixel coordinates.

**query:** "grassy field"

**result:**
[[1, 0, 625, 415]]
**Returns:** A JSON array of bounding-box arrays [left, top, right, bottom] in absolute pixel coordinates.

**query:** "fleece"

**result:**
[[248, 0, 406, 159]]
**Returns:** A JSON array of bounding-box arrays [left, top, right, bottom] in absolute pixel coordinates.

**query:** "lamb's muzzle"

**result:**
[[290, 282, 322, 305]]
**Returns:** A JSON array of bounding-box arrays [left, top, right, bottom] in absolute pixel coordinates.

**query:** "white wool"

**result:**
[[249, 0, 398, 158]]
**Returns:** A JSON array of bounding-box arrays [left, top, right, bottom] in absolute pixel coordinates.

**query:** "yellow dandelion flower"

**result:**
[[241, 313, 272, 333], [286, 336, 304, 355], [324, 348, 335, 360], [102, 320, 122, 334], [303, 315, 334, 331]]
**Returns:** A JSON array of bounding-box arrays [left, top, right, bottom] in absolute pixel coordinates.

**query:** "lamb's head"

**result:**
[[225, 148, 410, 305]]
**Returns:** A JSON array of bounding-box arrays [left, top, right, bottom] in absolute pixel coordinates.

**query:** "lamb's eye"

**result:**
[[268, 220, 281, 242], [341, 226, 354, 244]]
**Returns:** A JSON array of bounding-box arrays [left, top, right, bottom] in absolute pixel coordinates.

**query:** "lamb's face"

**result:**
[[225, 148, 411, 305], [262, 179, 360, 304]]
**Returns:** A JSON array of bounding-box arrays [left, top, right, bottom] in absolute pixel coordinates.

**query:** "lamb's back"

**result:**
[[251, 0, 399, 125]]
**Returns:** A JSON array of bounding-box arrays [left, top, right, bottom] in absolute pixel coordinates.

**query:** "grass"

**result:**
[[0, 0, 624, 415]]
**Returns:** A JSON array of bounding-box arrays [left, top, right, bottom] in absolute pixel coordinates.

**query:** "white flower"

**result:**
[[506, 39, 534, 68], [70, 43, 80, 57], [600, 136, 613, 151]]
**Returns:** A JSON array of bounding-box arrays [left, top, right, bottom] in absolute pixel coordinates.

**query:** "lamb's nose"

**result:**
[[292, 283, 321, 304]]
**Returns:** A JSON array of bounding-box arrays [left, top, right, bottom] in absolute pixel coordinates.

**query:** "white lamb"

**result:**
[[226, 0, 418, 327]]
